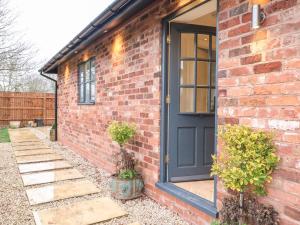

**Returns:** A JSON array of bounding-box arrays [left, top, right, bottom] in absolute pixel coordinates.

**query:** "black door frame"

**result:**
[[156, 0, 220, 217]]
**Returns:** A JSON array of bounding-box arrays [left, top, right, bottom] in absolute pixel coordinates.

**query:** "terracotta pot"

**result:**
[[50, 128, 56, 142], [110, 175, 144, 200]]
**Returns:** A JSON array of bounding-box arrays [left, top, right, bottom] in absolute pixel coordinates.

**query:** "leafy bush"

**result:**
[[211, 221, 222, 225], [107, 121, 138, 179], [118, 169, 138, 180], [108, 121, 136, 147], [211, 125, 279, 195], [51, 122, 57, 130]]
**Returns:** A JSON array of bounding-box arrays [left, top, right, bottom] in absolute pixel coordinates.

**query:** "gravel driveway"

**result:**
[[1, 127, 189, 225]]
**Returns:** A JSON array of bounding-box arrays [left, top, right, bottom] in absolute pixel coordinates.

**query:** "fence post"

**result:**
[[43, 94, 47, 125], [11, 93, 14, 123]]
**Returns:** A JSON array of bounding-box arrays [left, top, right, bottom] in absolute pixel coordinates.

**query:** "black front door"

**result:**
[[168, 23, 216, 182]]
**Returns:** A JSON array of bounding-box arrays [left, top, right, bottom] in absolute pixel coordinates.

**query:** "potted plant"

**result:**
[[50, 123, 56, 142], [107, 121, 144, 200], [211, 125, 280, 225]]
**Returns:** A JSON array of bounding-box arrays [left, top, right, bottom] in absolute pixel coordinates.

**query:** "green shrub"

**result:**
[[51, 123, 57, 130], [108, 121, 136, 147], [118, 169, 137, 180], [211, 125, 279, 196], [108, 121, 138, 179]]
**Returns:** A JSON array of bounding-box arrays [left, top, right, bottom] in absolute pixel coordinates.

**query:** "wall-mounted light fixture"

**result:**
[[252, 4, 266, 29]]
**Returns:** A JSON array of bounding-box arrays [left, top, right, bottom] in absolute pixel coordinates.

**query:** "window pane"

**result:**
[[79, 64, 84, 83], [85, 82, 90, 102], [91, 59, 96, 81], [90, 81, 95, 102], [211, 35, 216, 60], [181, 33, 195, 58], [80, 83, 84, 102], [180, 61, 195, 85], [85, 61, 90, 82], [211, 62, 216, 86], [196, 88, 208, 113], [197, 61, 209, 86], [197, 34, 209, 59], [180, 88, 194, 113], [210, 88, 216, 112]]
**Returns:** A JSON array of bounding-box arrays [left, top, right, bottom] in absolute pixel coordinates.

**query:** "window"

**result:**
[[78, 58, 96, 104], [179, 33, 216, 113]]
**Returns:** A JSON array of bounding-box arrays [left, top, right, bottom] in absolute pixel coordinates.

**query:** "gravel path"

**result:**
[[0, 142, 34, 225], [30, 127, 190, 225]]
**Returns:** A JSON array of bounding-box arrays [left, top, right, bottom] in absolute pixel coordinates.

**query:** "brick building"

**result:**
[[40, 0, 300, 224]]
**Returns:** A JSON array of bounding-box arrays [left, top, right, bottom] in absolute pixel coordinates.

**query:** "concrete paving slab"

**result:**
[[19, 161, 72, 174], [21, 168, 84, 186], [13, 145, 50, 151], [16, 154, 63, 164], [26, 180, 99, 205], [15, 149, 55, 156], [33, 197, 127, 225]]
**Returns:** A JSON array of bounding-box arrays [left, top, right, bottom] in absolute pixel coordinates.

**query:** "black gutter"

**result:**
[[40, 72, 58, 141]]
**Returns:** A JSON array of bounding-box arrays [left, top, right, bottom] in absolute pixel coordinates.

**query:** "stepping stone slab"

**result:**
[[12, 139, 40, 143], [15, 149, 55, 156], [13, 145, 50, 151], [16, 154, 63, 164], [33, 197, 127, 225], [26, 180, 99, 205], [12, 141, 43, 147], [19, 161, 72, 174], [21, 168, 84, 186]]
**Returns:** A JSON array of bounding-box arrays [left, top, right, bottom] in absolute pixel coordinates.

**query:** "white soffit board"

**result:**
[[172, 0, 217, 23]]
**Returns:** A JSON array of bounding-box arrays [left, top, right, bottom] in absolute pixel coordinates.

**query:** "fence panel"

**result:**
[[0, 92, 55, 127]]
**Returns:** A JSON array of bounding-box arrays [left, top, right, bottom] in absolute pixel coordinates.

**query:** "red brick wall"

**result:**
[[57, 1, 213, 224], [57, 1, 163, 180], [56, 0, 300, 224], [218, 0, 300, 224]]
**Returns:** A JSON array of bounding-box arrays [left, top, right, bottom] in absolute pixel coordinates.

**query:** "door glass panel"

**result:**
[[180, 88, 194, 113], [180, 61, 195, 85], [211, 36, 216, 60], [196, 88, 208, 113], [197, 61, 209, 86], [181, 33, 195, 58], [211, 62, 216, 86], [210, 88, 216, 112], [197, 34, 209, 59]]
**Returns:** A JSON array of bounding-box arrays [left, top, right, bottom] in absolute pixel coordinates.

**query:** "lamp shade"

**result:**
[[252, 4, 261, 29]]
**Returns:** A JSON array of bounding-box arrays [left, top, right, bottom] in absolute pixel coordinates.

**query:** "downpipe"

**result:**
[[40, 71, 58, 141]]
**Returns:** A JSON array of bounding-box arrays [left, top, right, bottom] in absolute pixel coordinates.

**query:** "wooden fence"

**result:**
[[0, 92, 55, 127]]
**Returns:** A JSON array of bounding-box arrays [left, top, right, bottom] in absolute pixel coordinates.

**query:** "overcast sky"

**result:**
[[9, 0, 115, 63]]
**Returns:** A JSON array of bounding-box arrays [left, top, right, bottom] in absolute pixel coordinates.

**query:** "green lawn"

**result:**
[[0, 128, 10, 143]]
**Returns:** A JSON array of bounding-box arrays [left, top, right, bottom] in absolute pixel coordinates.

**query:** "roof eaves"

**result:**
[[40, 0, 152, 74]]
